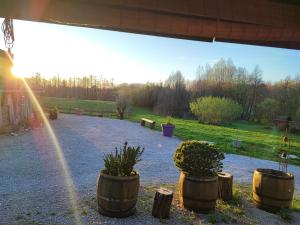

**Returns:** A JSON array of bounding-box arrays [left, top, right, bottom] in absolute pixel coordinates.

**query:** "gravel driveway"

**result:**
[[0, 114, 299, 224]]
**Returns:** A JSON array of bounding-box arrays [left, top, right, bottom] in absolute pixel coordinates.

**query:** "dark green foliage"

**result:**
[[49, 107, 58, 120], [173, 140, 224, 177], [256, 98, 280, 123], [104, 142, 144, 176]]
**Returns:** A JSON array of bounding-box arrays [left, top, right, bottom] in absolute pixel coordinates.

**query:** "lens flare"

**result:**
[[19, 77, 82, 225], [11, 65, 24, 78]]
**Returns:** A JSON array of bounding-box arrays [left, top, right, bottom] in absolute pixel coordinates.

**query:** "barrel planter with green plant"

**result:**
[[252, 168, 294, 213], [173, 141, 224, 213], [97, 142, 144, 218]]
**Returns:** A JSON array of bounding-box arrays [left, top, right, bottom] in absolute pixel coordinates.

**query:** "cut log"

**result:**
[[152, 188, 173, 219], [218, 172, 233, 201]]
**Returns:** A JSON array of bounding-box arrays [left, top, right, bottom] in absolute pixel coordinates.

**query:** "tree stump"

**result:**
[[152, 188, 173, 219], [218, 172, 233, 201]]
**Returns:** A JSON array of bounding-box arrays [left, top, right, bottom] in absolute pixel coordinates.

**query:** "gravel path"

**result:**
[[0, 114, 299, 224]]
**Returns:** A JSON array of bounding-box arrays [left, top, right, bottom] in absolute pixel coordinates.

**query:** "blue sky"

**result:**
[[1, 19, 299, 83]]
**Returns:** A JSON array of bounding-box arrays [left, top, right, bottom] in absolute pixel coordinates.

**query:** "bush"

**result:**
[[49, 107, 58, 120], [190, 97, 242, 124], [173, 140, 224, 177], [256, 98, 280, 123], [103, 142, 144, 176]]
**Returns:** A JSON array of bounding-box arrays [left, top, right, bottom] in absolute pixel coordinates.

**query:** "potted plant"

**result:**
[[252, 133, 294, 213], [161, 116, 175, 137], [173, 140, 224, 213], [97, 142, 144, 218], [49, 106, 58, 120]]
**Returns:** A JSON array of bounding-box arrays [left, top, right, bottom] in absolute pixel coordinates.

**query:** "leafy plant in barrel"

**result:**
[[173, 140, 224, 177], [103, 141, 144, 176], [173, 140, 225, 212]]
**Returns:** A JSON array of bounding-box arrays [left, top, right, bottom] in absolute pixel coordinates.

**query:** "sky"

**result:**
[[0, 19, 300, 84]]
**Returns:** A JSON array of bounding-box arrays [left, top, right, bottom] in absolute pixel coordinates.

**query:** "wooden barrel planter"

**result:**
[[97, 170, 139, 218], [252, 168, 294, 212], [178, 172, 218, 213]]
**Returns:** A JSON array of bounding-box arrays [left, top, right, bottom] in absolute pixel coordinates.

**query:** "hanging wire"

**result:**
[[1, 18, 15, 56]]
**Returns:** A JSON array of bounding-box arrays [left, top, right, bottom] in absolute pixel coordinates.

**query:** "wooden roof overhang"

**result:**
[[0, 0, 300, 50]]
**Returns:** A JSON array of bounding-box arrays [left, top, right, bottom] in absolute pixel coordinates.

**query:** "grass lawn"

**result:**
[[38, 97, 300, 166], [39, 97, 116, 112]]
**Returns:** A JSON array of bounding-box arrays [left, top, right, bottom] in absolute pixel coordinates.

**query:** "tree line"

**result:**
[[27, 58, 300, 123], [27, 73, 115, 101]]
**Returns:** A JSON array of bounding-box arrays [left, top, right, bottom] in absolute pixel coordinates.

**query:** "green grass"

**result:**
[[128, 106, 300, 166], [39, 97, 116, 112], [38, 97, 300, 166], [292, 195, 300, 212]]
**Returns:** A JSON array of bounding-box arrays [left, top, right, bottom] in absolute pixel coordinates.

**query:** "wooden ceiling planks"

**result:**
[[0, 0, 299, 49]]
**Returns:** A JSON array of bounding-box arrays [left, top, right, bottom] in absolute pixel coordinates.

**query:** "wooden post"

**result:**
[[152, 188, 173, 219], [150, 122, 155, 129], [218, 172, 233, 201]]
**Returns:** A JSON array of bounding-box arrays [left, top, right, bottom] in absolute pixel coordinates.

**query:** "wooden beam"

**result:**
[[0, 0, 299, 49]]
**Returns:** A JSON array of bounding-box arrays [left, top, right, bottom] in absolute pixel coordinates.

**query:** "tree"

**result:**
[[190, 96, 242, 124], [256, 98, 280, 123], [154, 71, 189, 117], [116, 96, 128, 120], [243, 65, 264, 120]]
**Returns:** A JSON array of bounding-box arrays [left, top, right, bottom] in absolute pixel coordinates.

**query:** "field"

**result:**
[[39, 97, 300, 166]]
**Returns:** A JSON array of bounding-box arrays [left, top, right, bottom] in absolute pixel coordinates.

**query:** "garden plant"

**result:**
[[174, 140, 224, 212], [97, 142, 144, 218], [161, 116, 175, 137]]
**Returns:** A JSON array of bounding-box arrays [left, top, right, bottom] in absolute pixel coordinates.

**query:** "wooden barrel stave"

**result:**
[[97, 170, 139, 217], [178, 172, 218, 213], [252, 168, 294, 212]]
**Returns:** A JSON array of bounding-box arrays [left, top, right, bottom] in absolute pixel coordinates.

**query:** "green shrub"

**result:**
[[190, 97, 242, 124], [256, 98, 280, 123], [103, 142, 144, 176], [49, 106, 58, 120], [165, 116, 174, 125], [173, 140, 224, 177]]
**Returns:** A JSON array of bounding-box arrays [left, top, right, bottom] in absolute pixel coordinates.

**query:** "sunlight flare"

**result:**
[[19, 77, 82, 225], [11, 65, 24, 78]]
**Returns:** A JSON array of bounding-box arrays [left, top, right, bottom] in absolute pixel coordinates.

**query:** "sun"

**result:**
[[11, 65, 26, 78]]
